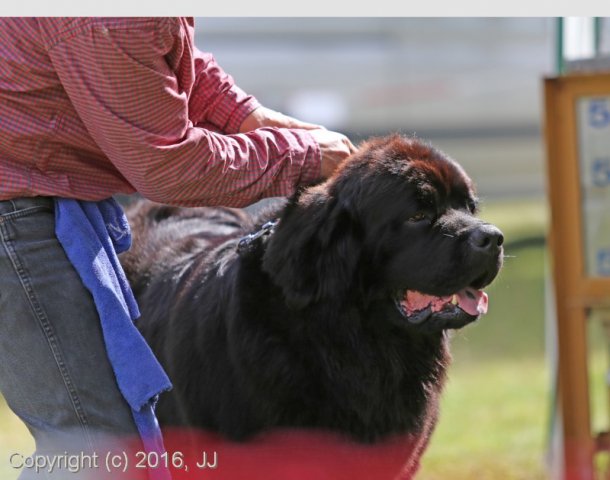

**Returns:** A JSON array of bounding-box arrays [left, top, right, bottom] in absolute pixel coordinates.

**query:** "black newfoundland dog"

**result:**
[[120, 135, 503, 445]]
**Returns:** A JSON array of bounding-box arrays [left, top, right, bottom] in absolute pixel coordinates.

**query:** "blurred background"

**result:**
[[196, 17, 552, 201], [2, 17, 610, 480]]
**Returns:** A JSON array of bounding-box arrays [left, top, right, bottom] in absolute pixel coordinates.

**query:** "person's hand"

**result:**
[[239, 106, 357, 178], [239, 106, 322, 132], [309, 128, 358, 178]]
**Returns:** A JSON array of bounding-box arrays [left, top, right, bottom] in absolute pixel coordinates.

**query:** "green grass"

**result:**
[[420, 359, 550, 480], [0, 395, 34, 480], [2, 197, 606, 480]]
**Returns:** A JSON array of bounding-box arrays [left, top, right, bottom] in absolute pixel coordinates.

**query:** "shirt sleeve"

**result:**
[[188, 47, 262, 135], [43, 18, 321, 207]]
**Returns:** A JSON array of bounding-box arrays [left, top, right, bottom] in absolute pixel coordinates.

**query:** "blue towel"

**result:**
[[54, 197, 172, 480]]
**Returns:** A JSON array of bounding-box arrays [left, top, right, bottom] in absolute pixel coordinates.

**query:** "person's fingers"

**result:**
[[345, 139, 358, 154], [336, 133, 357, 154], [309, 129, 357, 178]]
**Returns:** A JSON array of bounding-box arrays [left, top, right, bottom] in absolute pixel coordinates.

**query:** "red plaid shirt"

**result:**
[[0, 17, 321, 207]]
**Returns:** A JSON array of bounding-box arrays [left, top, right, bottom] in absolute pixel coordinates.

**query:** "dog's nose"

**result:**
[[469, 225, 504, 253]]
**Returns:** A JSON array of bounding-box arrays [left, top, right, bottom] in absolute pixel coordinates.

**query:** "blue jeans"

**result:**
[[0, 198, 141, 479]]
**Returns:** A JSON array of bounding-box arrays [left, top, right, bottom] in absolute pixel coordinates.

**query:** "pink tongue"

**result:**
[[456, 288, 488, 316], [403, 288, 488, 316]]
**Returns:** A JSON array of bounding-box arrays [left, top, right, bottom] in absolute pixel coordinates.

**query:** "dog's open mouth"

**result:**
[[394, 288, 488, 327]]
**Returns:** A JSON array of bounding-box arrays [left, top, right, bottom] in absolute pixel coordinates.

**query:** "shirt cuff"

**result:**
[[292, 129, 321, 185], [260, 127, 321, 200]]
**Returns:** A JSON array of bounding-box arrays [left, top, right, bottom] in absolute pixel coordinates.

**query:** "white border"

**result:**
[[3, 0, 610, 17]]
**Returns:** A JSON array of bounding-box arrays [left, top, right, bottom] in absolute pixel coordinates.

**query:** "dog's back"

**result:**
[[121, 201, 253, 296]]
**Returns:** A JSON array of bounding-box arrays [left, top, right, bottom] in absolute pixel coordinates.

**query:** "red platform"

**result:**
[[160, 428, 426, 480]]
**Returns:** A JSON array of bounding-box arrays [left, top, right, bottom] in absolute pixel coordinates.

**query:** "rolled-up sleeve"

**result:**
[[188, 47, 262, 135], [45, 18, 320, 207]]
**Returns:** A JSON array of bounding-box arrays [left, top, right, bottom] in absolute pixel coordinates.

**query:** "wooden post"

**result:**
[[545, 76, 595, 480], [545, 72, 610, 478]]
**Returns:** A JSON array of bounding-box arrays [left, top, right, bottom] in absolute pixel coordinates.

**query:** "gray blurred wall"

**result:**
[[194, 18, 555, 200]]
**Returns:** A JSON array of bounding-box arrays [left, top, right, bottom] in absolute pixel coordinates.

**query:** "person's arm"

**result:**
[[188, 35, 357, 175], [43, 18, 321, 207], [188, 44, 263, 135]]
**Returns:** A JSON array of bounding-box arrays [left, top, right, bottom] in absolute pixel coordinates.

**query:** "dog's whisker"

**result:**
[[503, 255, 516, 258], [442, 234, 455, 238]]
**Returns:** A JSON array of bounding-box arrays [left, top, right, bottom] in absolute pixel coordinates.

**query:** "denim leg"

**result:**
[[0, 199, 141, 479]]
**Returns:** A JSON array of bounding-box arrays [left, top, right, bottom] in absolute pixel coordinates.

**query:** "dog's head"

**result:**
[[263, 135, 503, 332]]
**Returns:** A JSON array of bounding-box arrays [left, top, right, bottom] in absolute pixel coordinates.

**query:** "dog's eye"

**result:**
[[408, 212, 428, 223]]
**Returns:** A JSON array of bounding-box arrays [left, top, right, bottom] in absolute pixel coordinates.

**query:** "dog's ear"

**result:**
[[262, 193, 364, 309]]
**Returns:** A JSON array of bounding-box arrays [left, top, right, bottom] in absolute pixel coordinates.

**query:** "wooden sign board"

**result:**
[[545, 72, 610, 480]]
